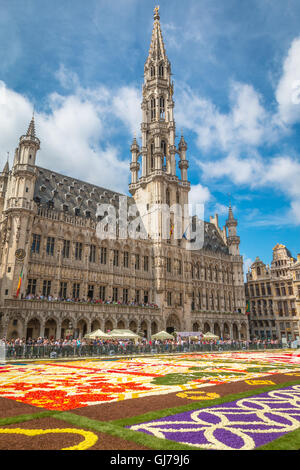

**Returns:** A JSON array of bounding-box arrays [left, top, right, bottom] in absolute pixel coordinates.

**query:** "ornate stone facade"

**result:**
[[246, 244, 300, 341], [0, 8, 247, 341]]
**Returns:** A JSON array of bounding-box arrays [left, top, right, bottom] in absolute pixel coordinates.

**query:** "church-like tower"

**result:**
[[0, 116, 40, 300], [226, 204, 240, 256], [129, 7, 190, 243]]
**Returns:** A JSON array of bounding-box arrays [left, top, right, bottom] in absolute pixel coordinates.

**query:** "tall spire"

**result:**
[[146, 6, 168, 67]]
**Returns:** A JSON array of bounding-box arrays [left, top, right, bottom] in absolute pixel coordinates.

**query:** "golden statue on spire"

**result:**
[[154, 5, 160, 18]]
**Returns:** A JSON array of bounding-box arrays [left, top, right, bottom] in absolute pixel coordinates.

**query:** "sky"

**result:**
[[0, 0, 300, 275]]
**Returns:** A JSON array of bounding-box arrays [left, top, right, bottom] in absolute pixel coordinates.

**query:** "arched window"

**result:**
[[161, 140, 166, 171], [159, 64, 164, 77], [151, 98, 156, 120], [151, 142, 155, 170], [151, 66, 155, 78], [176, 191, 180, 204], [166, 188, 170, 206], [159, 96, 165, 119]]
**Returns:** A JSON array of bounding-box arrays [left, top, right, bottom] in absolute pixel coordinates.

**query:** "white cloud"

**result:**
[[199, 152, 300, 225], [55, 64, 80, 90], [189, 183, 211, 218], [199, 152, 264, 185], [112, 86, 141, 136], [0, 81, 33, 166], [177, 36, 300, 227], [0, 73, 143, 193], [176, 81, 281, 154], [242, 255, 253, 281], [276, 37, 300, 125]]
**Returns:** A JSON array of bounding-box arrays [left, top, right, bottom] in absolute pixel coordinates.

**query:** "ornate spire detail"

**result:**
[[226, 204, 237, 227], [26, 114, 36, 138], [2, 160, 9, 174], [146, 6, 167, 65], [19, 114, 40, 149]]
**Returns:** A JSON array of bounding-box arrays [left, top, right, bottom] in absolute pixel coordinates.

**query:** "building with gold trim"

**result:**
[[245, 244, 300, 341]]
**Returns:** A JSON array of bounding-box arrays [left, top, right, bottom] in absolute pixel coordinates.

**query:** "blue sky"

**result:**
[[1, 0, 300, 273]]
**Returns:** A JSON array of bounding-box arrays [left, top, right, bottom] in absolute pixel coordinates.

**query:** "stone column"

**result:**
[[56, 321, 62, 340]]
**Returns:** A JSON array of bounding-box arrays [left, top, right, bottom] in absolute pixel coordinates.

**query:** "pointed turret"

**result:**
[[226, 204, 240, 255], [26, 114, 36, 138], [0, 158, 9, 202], [19, 114, 40, 151], [130, 136, 140, 185], [2, 160, 9, 175], [227, 204, 237, 225]]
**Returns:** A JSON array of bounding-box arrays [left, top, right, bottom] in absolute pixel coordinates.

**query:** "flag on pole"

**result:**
[[16, 266, 24, 298], [170, 224, 174, 237], [246, 300, 250, 315], [182, 223, 191, 240]]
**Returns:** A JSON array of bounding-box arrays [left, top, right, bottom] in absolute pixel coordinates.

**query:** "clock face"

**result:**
[[15, 249, 26, 261]]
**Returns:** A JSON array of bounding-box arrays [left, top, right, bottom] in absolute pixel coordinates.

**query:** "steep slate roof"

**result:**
[[203, 221, 229, 254], [34, 166, 229, 254], [34, 166, 134, 218]]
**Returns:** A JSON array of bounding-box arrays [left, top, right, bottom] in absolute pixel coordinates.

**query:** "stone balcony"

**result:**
[[2, 299, 161, 318]]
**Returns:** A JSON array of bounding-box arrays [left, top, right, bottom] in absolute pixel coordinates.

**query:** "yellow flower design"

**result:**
[[0, 428, 98, 450], [176, 390, 220, 400], [245, 380, 275, 386]]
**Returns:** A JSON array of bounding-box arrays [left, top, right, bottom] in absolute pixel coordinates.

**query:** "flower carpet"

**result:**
[[0, 350, 299, 450]]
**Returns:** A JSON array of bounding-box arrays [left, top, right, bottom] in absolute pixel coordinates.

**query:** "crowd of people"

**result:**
[[1, 335, 285, 360], [23, 294, 158, 309]]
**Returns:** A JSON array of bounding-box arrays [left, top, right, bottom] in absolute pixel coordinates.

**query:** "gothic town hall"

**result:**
[[0, 9, 247, 341]]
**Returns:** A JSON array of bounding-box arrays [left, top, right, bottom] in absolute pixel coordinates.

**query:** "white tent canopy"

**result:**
[[176, 332, 203, 337], [84, 329, 111, 339], [151, 330, 174, 340], [107, 329, 141, 340], [203, 332, 219, 340]]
